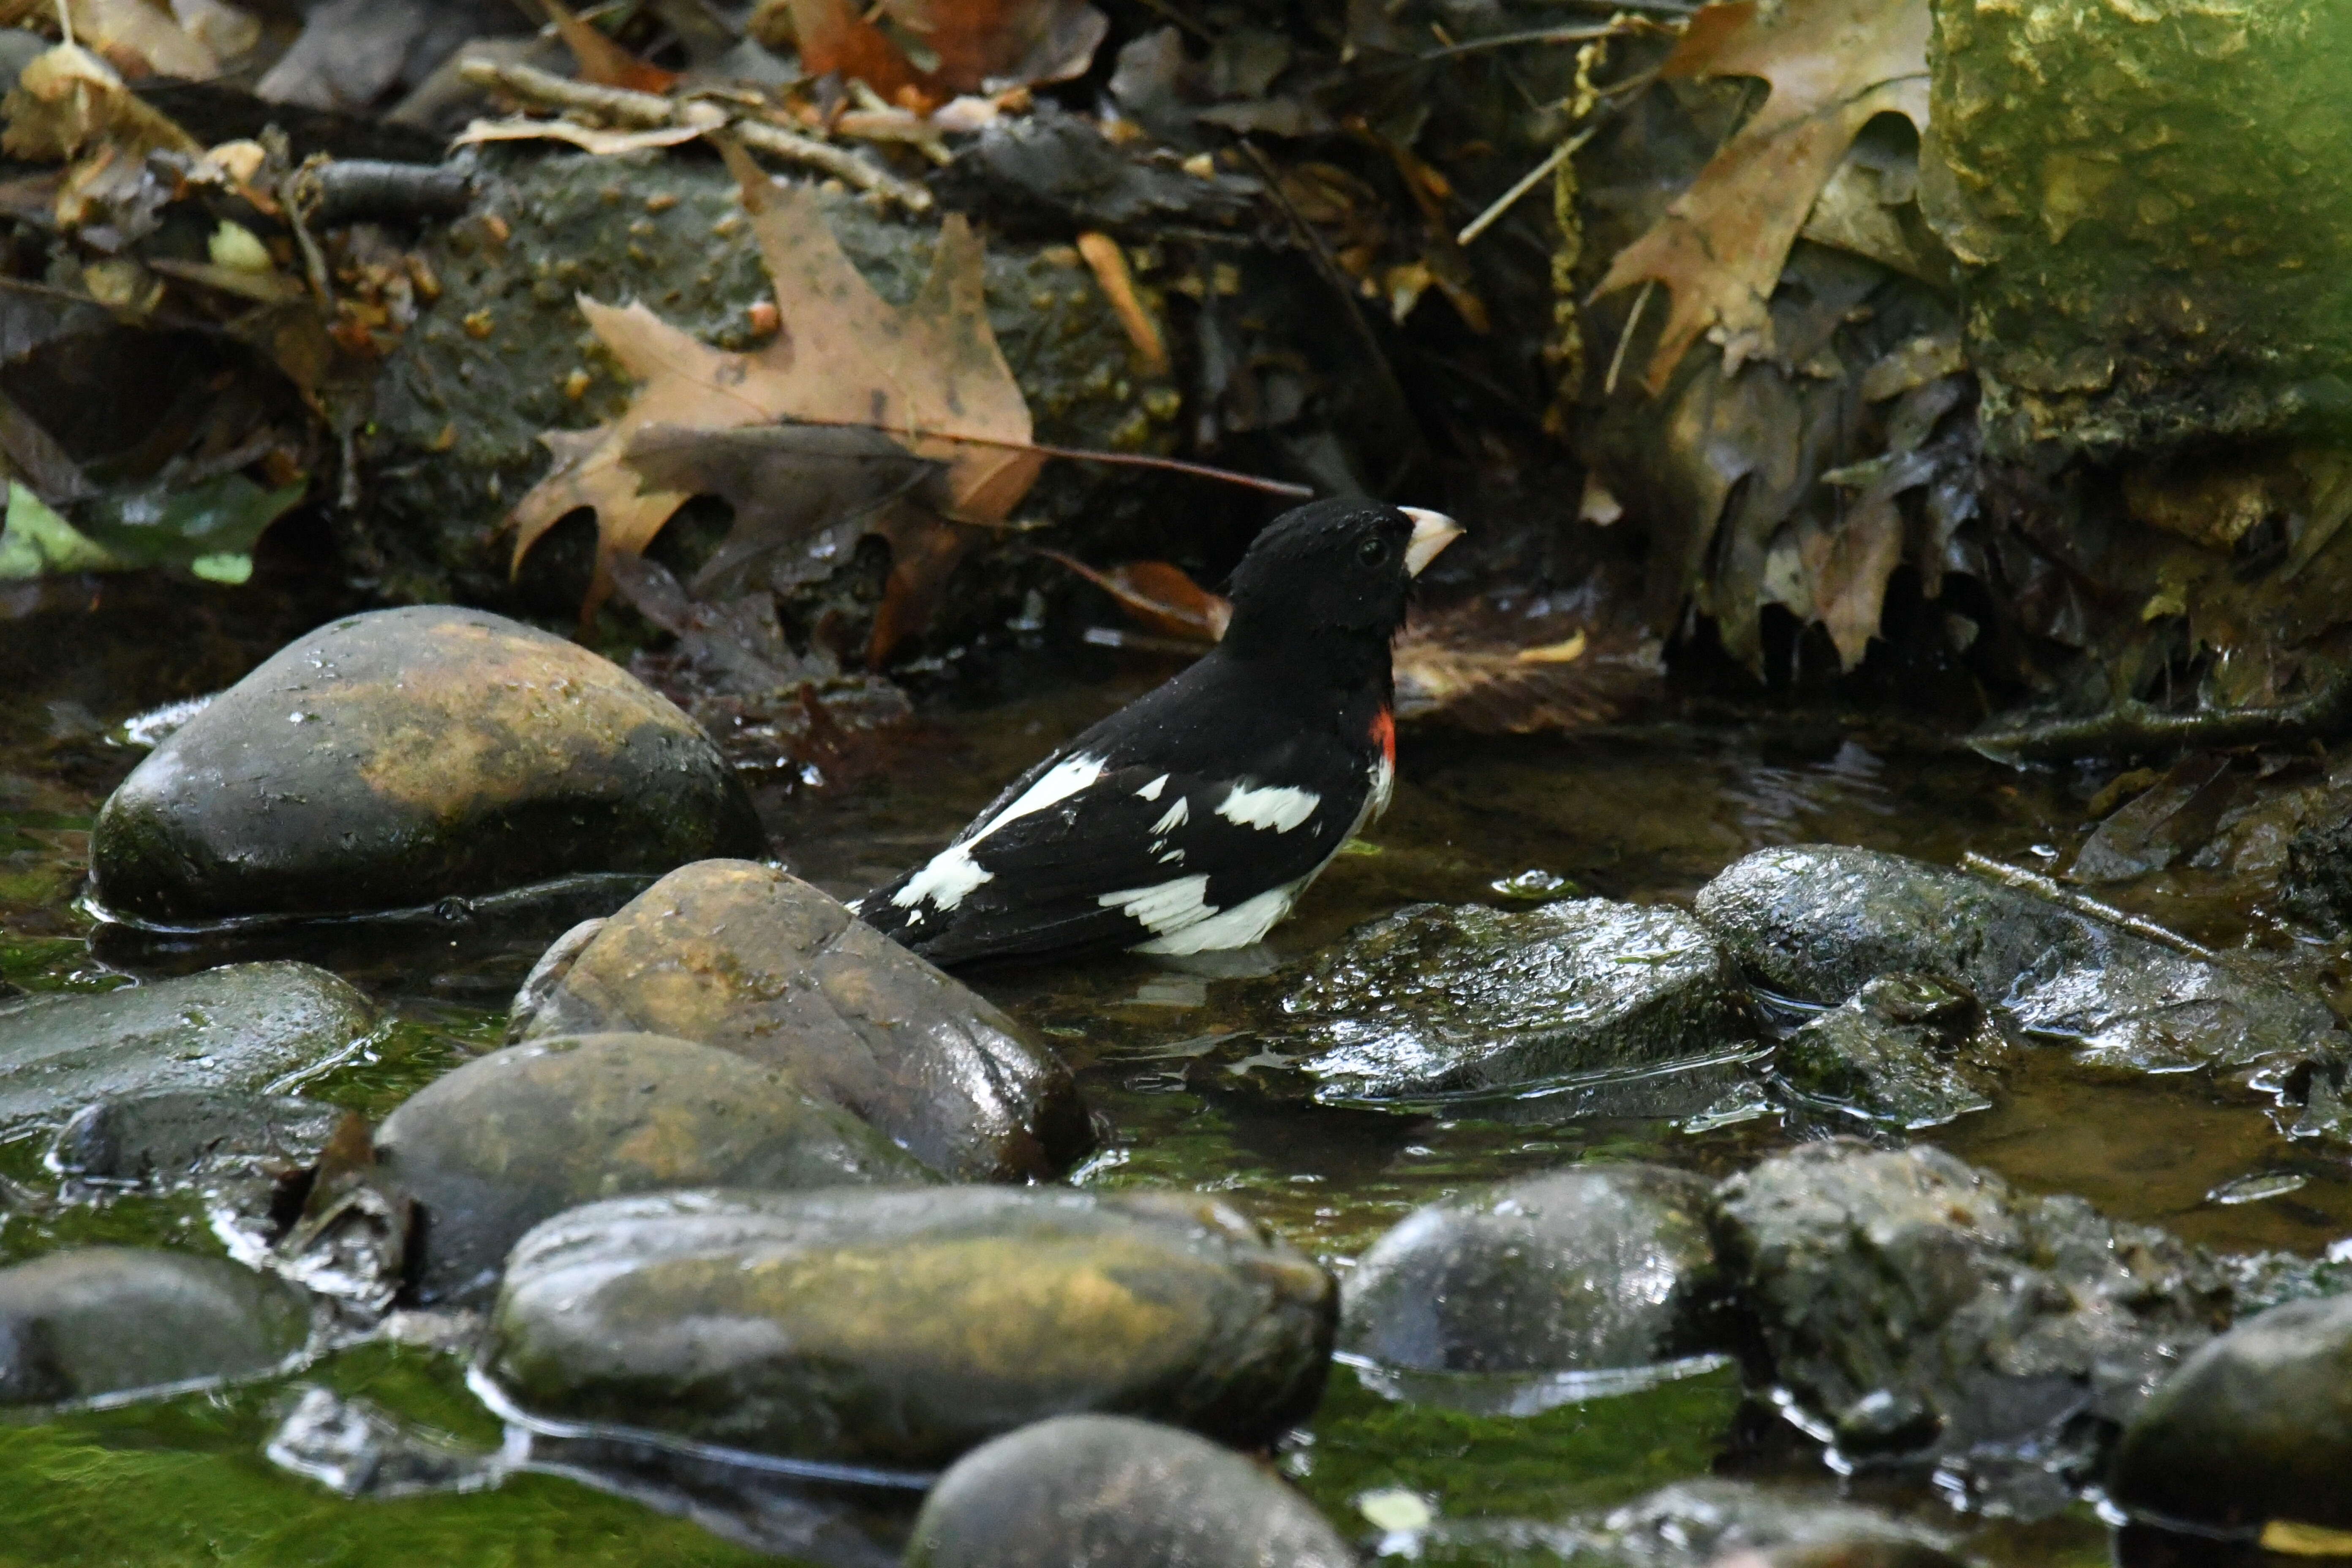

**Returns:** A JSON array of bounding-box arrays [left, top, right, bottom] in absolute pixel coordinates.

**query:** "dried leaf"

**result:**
[[1593, 0, 1930, 394], [453, 116, 704, 155], [506, 138, 1041, 645], [0, 41, 201, 163], [889, 0, 1107, 92], [779, 0, 933, 102], [2067, 752, 2236, 884], [1039, 551, 1231, 642], [539, 0, 678, 93], [1392, 597, 1664, 733], [0, 0, 226, 79]]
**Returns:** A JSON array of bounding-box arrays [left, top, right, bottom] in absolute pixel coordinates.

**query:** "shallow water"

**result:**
[[6, 579, 2349, 1564]]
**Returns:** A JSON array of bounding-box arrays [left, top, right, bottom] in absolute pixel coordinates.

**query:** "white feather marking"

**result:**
[[1132, 879, 1304, 955], [1135, 773, 1168, 801], [1157, 848, 1184, 863], [1367, 754, 1394, 819], [890, 842, 990, 912], [1098, 874, 1212, 935], [1150, 796, 1190, 834], [1217, 781, 1319, 833], [890, 754, 1106, 914]]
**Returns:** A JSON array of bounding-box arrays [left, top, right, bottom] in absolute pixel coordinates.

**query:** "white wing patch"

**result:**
[[1217, 781, 1319, 833], [1367, 754, 1395, 819], [1098, 874, 1212, 935], [1135, 773, 1168, 801], [891, 753, 1106, 914], [1132, 879, 1304, 955], [1149, 796, 1189, 835]]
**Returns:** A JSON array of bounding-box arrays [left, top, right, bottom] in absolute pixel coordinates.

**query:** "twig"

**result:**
[[1966, 676, 2352, 764], [1075, 232, 1170, 378], [300, 160, 476, 228], [755, 416, 1312, 498], [1457, 126, 1595, 247], [1958, 852, 2216, 961], [458, 59, 931, 211], [1420, 22, 1637, 59], [1603, 278, 1652, 396]]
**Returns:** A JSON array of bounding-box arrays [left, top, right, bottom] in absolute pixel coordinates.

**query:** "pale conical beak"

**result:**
[[1402, 507, 1464, 577]]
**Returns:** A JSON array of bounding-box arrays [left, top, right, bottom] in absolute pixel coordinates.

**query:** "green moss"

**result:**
[[1291, 1361, 1742, 1527]]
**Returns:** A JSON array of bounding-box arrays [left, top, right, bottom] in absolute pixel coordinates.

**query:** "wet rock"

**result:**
[[51, 1090, 341, 1183], [905, 1414, 1353, 1568], [2109, 1293, 2352, 1535], [1416, 1480, 1964, 1568], [509, 860, 1089, 1180], [482, 1187, 1334, 1470], [1340, 1164, 1729, 1381], [0, 962, 374, 1132], [0, 1247, 309, 1406], [1288, 899, 1752, 1111], [1774, 974, 2013, 1130], [374, 1032, 935, 1304], [265, 1385, 507, 1499], [1714, 1140, 2240, 1495], [88, 606, 765, 928], [1695, 846, 2340, 1073]]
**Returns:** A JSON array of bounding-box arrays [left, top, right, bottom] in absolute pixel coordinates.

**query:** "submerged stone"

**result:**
[[374, 1031, 934, 1304], [1714, 1140, 2250, 1483], [88, 605, 765, 927], [1696, 846, 2341, 1073], [2110, 1294, 2352, 1535], [905, 1414, 1353, 1568], [1341, 1163, 1727, 1380], [1775, 973, 2013, 1130], [483, 1187, 1335, 1469], [52, 1089, 341, 1183], [0, 962, 373, 1132], [1286, 899, 1751, 1110], [0, 1247, 309, 1406], [509, 860, 1090, 1180]]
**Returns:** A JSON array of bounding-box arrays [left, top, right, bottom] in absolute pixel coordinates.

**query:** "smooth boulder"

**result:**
[[88, 605, 765, 926], [509, 860, 1090, 1180], [1289, 899, 1750, 1110], [0, 1247, 309, 1405], [905, 1415, 1354, 1568], [1696, 845, 2340, 1073], [0, 963, 373, 1132], [482, 1187, 1336, 1469], [51, 1089, 341, 1182], [1774, 974, 2013, 1129], [1342, 1163, 1727, 1379], [2109, 1293, 2352, 1534], [374, 1032, 935, 1304]]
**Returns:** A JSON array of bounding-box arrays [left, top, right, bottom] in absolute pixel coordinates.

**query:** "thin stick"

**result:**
[[1457, 126, 1595, 247], [1603, 278, 1652, 396], [1420, 23, 1629, 59], [755, 415, 1314, 498], [1075, 231, 1170, 377], [1958, 852, 2216, 960], [457, 59, 931, 211]]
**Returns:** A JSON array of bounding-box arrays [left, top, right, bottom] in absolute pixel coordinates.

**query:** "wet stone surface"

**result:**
[[1420, 1478, 1966, 1568], [905, 1414, 1354, 1568], [87, 606, 766, 928], [1695, 845, 2344, 1076], [1711, 1139, 2322, 1500], [0, 961, 374, 1133], [50, 1089, 341, 1184], [1774, 973, 2015, 1130], [509, 859, 1092, 1181], [0, 1247, 310, 1407], [482, 1187, 1336, 1470], [1285, 898, 1755, 1115], [374, 1031, 936, 1305], [1340, 1163, 1729, 1385], [2109, 1293, 2352, 1535]]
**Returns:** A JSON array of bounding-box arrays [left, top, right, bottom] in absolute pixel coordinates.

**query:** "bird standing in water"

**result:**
[[855, 499, 1462, 965]]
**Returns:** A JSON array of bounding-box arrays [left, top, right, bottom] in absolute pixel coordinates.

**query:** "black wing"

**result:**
[[858, 751, 1368, 966]]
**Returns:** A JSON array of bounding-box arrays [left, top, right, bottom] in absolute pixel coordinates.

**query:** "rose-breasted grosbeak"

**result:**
[[854, 499, 1462, 965]]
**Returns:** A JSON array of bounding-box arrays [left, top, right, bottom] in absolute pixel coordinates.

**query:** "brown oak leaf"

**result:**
[[506, 137, 1041, 650], [1593, 0, 1929, 395]]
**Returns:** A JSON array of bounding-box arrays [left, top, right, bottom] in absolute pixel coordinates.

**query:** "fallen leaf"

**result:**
[[0, 40, 202, 163], [506, 138, 1042, 648], [888, 0, 1107, 92], [1039, 551, 1231, 642], [1592, 0, 1930, 394], [453, 116, 705, 156], [538, 0, 678, 93], [773, 0, 934, 103], [0, 0, 226, 79]]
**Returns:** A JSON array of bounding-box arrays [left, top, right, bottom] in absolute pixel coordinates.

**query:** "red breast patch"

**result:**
[[1369, 707, 1395, 767]]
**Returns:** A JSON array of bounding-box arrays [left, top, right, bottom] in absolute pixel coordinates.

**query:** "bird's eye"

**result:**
[[1357, 535, 1389, 566]]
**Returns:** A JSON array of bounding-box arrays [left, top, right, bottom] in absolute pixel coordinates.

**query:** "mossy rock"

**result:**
[[0, 1248, 309, 1406]]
